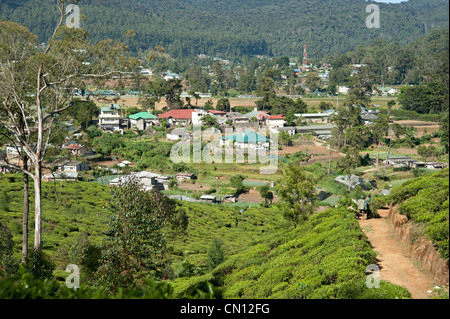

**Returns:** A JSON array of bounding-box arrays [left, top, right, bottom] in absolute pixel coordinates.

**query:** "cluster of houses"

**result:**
[[338, 86, 399, 97], [96, 103, 345, 145], [383, 156, 448, 170]]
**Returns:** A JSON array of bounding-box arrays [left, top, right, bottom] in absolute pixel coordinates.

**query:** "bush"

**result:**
[[206, 238, 225, 271], [25, 249, 56, 280]]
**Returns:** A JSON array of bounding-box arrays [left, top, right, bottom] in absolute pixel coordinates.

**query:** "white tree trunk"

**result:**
[[33, 161, 42, 250]]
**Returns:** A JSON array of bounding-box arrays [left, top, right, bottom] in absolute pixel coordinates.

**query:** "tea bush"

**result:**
[[389, 168, 449, 259], [172, 207, 411, 299]]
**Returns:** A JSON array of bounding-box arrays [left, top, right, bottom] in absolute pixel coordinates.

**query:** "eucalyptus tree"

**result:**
[[0, 1, 137, 251]]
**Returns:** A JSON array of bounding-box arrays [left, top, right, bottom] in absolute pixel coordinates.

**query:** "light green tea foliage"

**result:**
[[389, 168, 449, 259], [0, 175, 111, 259], [172, 207, 411, 299]]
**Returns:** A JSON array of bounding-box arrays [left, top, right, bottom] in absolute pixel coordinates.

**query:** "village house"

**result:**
[[163, 71, 180, 81], [272, 126, 297, 136], [158, 109, 196, 126], [208, 110, 227, 125], [117, 160, 131, 168], [220, 129, 270, 150], [243, 109, 270, 122], [128, 111, 159, 130], [62, 143, 88, 156], [200, 195, 218, 204], [383, 156, 417, 168], [338, 86, 350, 95], [377, 87, 399, 96], [43, 172, 79, 182], [361, 113, 379, 124], [265, 114, 286, 129], [295, 124, 336, 135], [311, 129, 333, 140], [295, 111, 334, 124], [109, 171, 169, 191], [57, 160, 90, 173], [225, 112, 246, 124], [167, 128, 192, 141], [191, 109, 210, 126], [99, 104, 121, 132]]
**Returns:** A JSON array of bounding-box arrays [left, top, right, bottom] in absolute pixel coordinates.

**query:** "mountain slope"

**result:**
[[0, 0, 448, 59]]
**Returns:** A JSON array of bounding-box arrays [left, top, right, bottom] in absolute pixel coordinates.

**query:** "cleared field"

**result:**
[[94, 95, 399, 112]]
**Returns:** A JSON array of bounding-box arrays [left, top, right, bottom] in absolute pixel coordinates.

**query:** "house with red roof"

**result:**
[[265, 115, 286, 129], [158, 109, 196, 126], [62, 143, 88, 156]]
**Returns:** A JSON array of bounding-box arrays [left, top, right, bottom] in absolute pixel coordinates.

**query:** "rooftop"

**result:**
[[158, 109, 196, 120], [222, 129, 268, 143], [129, 111, 158, 120]]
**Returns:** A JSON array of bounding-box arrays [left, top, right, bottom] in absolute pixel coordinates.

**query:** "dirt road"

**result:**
[[359, 209, 437, 299]]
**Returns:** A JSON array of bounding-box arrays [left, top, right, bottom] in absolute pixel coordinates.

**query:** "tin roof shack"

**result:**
[[335, 174, 375, 191], [200, 195, 218, 204], [109, 171, 169, 191], [43, 172, 79, 182], [176, 173, 197, 181], [384, 156, 417, 168]]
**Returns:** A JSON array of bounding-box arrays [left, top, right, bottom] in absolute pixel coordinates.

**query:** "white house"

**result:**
[[272, 126, 297, 136], [99, 104, 121, 132], [191, 110, 210, 126], [295, 111, 335, 124], [167, 128, 191, 141], [265, 115, 286, 129], [338, 86, 350, 95], [109, 171, 169, 191]]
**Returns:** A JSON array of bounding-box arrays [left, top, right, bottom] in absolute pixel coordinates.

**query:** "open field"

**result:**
[[94, 95, 399, 113]]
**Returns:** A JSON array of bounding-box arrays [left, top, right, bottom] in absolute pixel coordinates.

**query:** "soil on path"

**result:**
[[358, 209, 437, 299]]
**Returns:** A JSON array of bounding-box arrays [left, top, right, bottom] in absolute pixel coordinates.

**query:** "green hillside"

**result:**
[[388, 168, 449, 260], [0, 0, 448, 59], [171, 207, 411, 299]]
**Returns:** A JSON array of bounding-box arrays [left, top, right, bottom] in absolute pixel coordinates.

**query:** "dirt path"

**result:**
[[359, 209, 437, 299]]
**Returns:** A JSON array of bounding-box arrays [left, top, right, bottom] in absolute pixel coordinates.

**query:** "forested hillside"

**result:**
[[0, 0, 448, 59]]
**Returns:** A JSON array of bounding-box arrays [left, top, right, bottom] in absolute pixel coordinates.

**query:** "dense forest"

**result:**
[[0, 0, 448, 60]]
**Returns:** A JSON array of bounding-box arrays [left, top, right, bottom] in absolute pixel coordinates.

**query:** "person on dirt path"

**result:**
[[357, 195, 366, 220], [365, 195, 372, 219]]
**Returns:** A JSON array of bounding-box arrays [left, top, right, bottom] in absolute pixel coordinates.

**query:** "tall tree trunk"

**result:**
[[33, 161, 42, 251], [22, 155, 29, 264], [376, 139, 381, 171], [384, 138, 392, 172], [328, 150, 332, 175]]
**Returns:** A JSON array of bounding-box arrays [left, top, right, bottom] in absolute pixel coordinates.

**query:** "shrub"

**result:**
[[206, 238, 225, 271], [24, 249, 56, 280]]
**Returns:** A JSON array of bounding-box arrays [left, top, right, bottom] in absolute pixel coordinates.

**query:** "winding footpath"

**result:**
[[358, 209, 437, 299]]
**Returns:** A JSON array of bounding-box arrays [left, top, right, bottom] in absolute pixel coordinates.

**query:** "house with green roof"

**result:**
[[220, 129, 270, 150], [128, 111, 159, 130]]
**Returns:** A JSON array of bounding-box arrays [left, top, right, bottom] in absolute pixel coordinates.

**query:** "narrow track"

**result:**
[[358, 209, 437, 299]]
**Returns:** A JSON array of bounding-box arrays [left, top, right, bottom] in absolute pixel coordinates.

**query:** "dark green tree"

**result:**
[[95, 176, 177, 292], [206, 238, 225, 271], [276, 163, 316, 228]]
